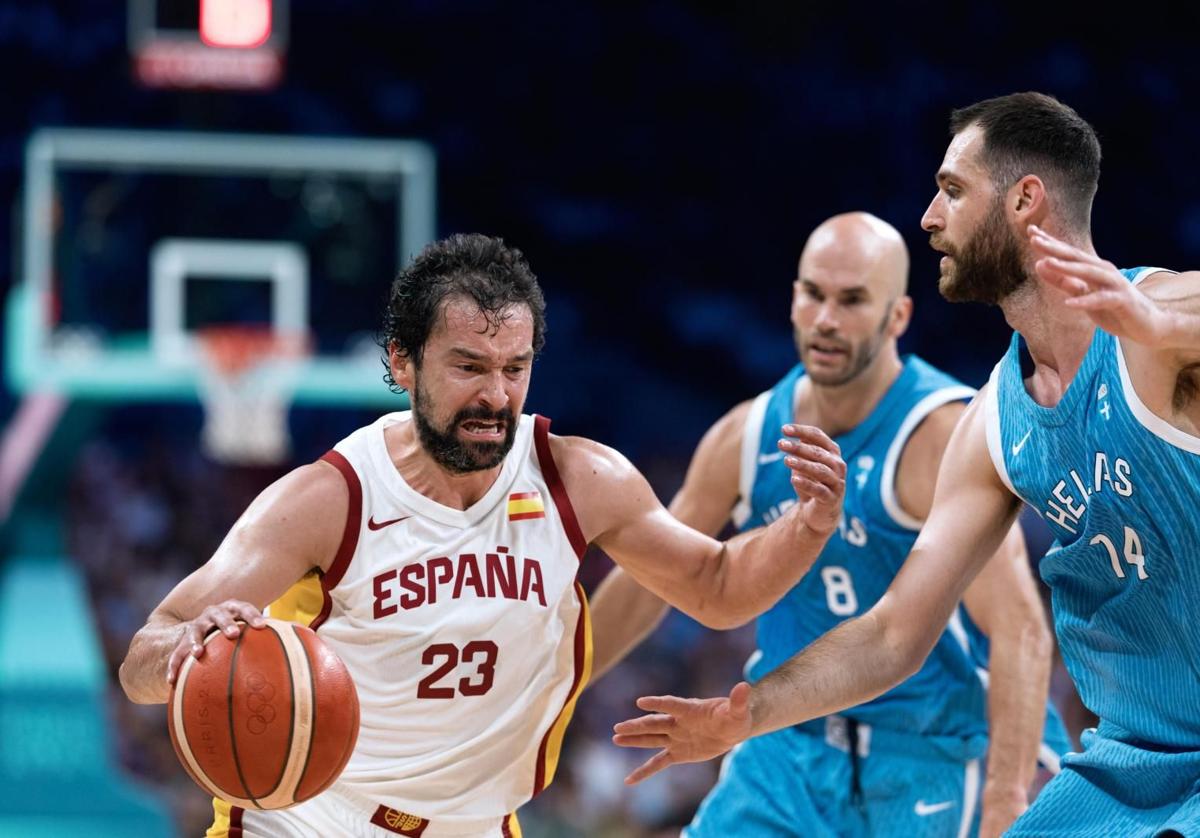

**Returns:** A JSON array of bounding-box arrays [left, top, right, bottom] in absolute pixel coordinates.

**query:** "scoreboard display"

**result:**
[[128, 0, 288, 89]]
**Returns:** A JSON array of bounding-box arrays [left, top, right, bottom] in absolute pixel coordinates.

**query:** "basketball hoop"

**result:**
[[195, 326, 310, 465]]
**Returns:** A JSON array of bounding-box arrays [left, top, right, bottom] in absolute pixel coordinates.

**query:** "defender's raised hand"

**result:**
[[612, 681, 753, 784], [1029, 224, 1173, 346], [780, 424, 846, 537]]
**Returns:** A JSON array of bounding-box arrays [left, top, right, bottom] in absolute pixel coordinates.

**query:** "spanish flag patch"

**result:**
[[508, 490, 546, 521]]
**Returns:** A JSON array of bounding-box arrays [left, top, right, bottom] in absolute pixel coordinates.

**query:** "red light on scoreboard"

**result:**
[[200, 0, 272, 49], [130, 0, 286, 89]]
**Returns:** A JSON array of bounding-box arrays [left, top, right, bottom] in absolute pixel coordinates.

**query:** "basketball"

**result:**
[[167, 618, 360, 810]]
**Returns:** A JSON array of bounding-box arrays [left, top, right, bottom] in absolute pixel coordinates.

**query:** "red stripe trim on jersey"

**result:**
[[532, 415, 587, 560], [508, 510, 546, 521], [532, 582, 590, 795], [501, 813, 514, 837], [230, 805, 244, 837], [312, 450, 362, 630]]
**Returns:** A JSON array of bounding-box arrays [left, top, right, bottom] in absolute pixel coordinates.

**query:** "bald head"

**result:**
[[799, 212, 909, 299], [791, 212, 913, 387]]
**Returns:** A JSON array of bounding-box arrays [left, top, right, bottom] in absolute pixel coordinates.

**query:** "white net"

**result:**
[[195, 327, 309, 466]]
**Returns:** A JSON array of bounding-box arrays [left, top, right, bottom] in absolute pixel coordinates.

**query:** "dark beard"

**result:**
[[938, 206, 1029, 305], [793, 302, 892, 387], [412, 388, 517, 474]]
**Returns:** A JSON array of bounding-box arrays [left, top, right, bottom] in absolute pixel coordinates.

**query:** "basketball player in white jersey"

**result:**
[[119, 233, 847, 838]]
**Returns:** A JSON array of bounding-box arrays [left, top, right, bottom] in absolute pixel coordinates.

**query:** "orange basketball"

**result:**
[[168, 618, 360, 810]]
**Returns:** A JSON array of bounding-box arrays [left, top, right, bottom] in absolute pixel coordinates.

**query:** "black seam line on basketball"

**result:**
[[228, 629, 261, 809], [294, 624, 319, 794], [260, 623, 295, 801]]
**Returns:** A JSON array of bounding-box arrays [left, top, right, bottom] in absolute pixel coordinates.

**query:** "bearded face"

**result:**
[[794, 302, 893, 387], [411, 372, 517, 474], [936, 196, 1029, 305]]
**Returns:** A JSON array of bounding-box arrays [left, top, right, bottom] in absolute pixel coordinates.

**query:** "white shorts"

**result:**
[[208, 786, 522, 838]]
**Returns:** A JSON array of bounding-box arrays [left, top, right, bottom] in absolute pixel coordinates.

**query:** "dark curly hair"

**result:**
[[950, 92, 1101, 232], [380, 233, 547, 391]]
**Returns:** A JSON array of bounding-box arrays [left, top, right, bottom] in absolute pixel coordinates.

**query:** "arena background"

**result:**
[[0, 2, 1197, 836]]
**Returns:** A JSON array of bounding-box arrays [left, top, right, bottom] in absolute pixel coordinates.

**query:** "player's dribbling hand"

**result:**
[[779, 424, 846, 537], [612, 681, 753, 784], [166, 600, 267, 685], [1029, 224, 1173, 346]]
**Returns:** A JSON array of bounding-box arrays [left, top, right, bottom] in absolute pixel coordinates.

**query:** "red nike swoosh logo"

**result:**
[[367, 515, 411, 531]]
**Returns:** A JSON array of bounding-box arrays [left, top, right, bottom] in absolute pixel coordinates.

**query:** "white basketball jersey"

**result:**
[[296, 411, 591, 825]]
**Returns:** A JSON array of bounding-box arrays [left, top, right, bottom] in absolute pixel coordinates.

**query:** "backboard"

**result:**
[[7, 128, 436, 407]]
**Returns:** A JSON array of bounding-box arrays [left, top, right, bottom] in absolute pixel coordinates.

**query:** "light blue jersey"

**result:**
[[739, 355, 988, 742], [986, 267, 1200, 749], [989, 267, 1200, 837], [687, 355, 1068, 838]]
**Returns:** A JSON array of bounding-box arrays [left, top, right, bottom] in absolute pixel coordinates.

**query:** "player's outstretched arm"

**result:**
[[1029, 225, 1200, 360], [557, 422, 842, 631], [615, 681, 754, 785], [589, 401, 750, 680], [960, 524, 1053, 838], [118, 461, 346, 704], [612, 393, 1023, 782]]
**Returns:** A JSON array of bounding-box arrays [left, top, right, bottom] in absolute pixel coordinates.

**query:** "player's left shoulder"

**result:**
[[546, 433, 635, 485], [545, 433, 652, 544], [890, 398, 971, 524], [1122, 268, 1200, 370], [544, 434, 638, 499], [901, 399, 969, 464]]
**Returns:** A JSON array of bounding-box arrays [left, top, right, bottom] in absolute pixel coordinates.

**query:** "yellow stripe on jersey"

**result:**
[[537, 583, 593, 790], [267, 570, 325, 625], [506, 812, 524, 837], [207, 797, 231, 837]]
